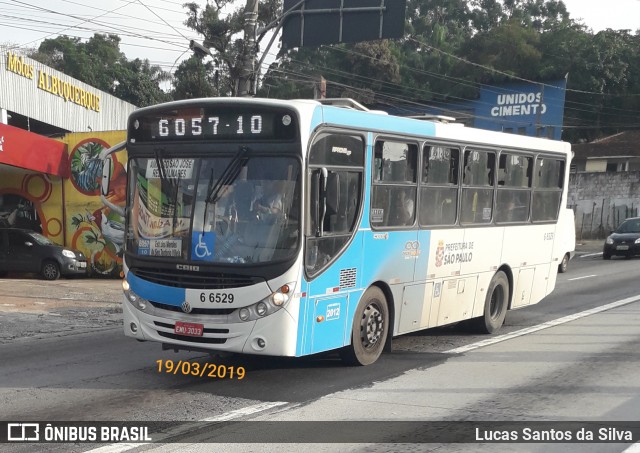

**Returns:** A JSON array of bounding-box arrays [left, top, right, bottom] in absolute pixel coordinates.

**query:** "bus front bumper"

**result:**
[[123, 297, 298, 357]]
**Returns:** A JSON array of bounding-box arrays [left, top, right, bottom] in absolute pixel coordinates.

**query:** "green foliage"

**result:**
[[172, 56, 218, 99], [178, 1, 280, 97], [26, 1, 640, 142], [255, 0, 640, 142], [28, 33, 171, 107]]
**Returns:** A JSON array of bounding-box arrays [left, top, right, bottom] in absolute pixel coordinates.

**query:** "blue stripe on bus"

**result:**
[[294, 108, 438, 356], [321, 107, 437, 137], [128, 272, 186, 306]]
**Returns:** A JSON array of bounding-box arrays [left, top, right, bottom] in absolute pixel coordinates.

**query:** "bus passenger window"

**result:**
[[420, 187, 457, 226], [495, 153, 532, 223], [371, 140, 417, 229], [420, 145, 459, 226], [461, 149, 495, 224], [532, 157, 564, 222]]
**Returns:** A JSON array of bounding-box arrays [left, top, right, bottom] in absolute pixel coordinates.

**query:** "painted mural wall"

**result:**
[[0, 172, 64, 241], [0, 131, 127, 277], [60, 131, 127, 276]]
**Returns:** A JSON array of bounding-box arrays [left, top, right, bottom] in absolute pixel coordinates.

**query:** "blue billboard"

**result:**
[[376, 78, 567, 141], [473, 79, 567, 140]]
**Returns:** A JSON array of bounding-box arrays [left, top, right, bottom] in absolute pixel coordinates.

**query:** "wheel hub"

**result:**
[[360, 303, 383, 349]]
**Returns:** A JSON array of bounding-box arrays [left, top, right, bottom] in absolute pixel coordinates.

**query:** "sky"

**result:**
[[1, 0, 639, 76]]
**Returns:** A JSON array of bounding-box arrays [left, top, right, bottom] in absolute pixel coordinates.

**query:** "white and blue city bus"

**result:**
[[113, 97, 573, 366]]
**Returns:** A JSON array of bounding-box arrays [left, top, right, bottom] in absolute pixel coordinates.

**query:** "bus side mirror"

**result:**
[[101, 156, 113, 198], [98, 141, 126, 218]]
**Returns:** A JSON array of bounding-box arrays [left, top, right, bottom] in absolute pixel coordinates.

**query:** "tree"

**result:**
[[179, 0, 280, 97], [460, 20, 543, 82], [172, 56, 218, 99], [113, 59, 172, 106], [29, 34, 171, 107]]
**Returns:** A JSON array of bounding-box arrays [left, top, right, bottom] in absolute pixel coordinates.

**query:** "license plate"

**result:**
[[617, 245, 629, 250], [78, 262, 87, 268], [175, 321, 204, 337]]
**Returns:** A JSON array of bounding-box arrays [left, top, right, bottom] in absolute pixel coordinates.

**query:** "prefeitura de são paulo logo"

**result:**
[[435, 240, 445, 267]]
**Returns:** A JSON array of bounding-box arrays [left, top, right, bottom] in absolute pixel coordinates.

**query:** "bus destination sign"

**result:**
[[128, 107, 297, 143]]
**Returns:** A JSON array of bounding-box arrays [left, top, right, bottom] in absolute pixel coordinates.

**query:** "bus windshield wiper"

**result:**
[[153, 148, 174, 190], [202, 146, 250, 233], [206, 146, 250, 204]]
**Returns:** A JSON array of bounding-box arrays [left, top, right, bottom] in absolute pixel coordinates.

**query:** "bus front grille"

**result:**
[[130, 267, 261, 290], [149, 301, 236, 316]]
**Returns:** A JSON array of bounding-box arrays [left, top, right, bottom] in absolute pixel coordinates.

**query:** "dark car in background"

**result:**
[[603, 217, 640, 260], [0, 228, 87, 280]]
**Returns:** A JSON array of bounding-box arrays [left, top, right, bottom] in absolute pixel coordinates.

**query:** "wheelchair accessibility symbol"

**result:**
[[192, 232, 215, 261]]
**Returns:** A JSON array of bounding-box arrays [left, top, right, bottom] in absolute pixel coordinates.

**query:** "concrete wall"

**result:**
[[568, 171, 640, 239]]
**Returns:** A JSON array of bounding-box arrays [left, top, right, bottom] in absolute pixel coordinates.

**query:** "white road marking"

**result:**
[[84, 401, 288, 453], [567, 274, 597, 281], [202, 401, 288, 421], [445, 294, 640, 354], [580, 252, 603, 258]]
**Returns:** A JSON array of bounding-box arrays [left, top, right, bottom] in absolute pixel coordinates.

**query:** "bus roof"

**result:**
[[129, 97, 570, 156]]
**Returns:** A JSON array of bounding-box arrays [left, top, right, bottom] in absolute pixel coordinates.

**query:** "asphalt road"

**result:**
[[1, 241, 639, 452]]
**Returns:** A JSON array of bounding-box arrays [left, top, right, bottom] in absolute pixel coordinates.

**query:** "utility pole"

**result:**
[[237, 0, 259, 97]]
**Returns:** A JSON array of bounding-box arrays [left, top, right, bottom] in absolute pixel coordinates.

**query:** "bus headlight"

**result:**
[[122, 279, 150, 312], [271, 283, 292, 306], [235, 282, 295, 322], [256, 302, 268, 316]]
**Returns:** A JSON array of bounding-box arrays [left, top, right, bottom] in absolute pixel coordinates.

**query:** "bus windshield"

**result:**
[[126, 154, 301, 264]]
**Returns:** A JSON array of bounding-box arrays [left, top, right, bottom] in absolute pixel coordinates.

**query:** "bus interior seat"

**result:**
[[232, 181, 254, 220]]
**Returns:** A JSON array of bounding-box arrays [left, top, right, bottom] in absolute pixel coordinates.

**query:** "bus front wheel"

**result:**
[[474, 271, 509, 334], [340, 286, 389, 366]]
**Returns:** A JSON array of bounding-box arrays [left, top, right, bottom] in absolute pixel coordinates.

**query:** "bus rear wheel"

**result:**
[[473, 271, 509, 334], [340, 286, 389, 366], [558, 253, 570, 273]]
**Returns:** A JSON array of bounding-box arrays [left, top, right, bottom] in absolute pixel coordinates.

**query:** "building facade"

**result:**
[[1, 49, 134, 276]]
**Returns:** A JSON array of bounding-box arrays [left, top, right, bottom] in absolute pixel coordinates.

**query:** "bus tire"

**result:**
[[340, 286, 389, 366], [558, 253, 570, 273], [474, 271, 509, 334]]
